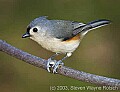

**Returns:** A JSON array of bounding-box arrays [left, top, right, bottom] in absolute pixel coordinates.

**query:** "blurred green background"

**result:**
[[0, 0, 120, 92]]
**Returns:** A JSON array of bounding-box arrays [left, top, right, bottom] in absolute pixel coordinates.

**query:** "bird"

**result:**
[[22, 16, 110, 73]]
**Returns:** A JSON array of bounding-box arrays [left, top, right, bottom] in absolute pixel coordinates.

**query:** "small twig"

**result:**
[[0, 40, 120, 89]]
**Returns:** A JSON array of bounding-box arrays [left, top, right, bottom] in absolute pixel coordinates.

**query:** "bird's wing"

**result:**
[[49, 20, 86, 41]]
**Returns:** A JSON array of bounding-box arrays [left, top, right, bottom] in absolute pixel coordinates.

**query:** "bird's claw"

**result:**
[[47, 58, 64, 73], [47, 58, 57, 72], [52, 60, 64, 73]]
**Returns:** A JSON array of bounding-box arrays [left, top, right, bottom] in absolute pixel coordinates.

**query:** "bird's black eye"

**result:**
[[33, 28, 38, 32]]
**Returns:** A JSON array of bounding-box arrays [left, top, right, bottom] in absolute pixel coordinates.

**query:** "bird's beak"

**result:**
[[22, 32, 30, 38]]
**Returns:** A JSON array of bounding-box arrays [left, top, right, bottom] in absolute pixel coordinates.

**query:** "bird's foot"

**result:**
[[47, 58, 64, 73], [47, 58, 57, 72], [52, 60, 64, 73]]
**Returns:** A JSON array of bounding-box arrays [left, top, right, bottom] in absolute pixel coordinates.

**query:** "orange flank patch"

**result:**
[[63, 34, 80, 42]]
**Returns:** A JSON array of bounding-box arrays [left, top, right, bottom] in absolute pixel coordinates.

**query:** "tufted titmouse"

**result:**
[[22, 16, 110, 73]]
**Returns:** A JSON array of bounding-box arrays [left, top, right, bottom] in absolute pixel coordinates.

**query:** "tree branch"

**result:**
[[0, 40, 120, 89]]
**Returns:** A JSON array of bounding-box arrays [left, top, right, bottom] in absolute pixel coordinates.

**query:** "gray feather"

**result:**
[[28, 16, 86, 40], [28, 16, 110, 41], [73, 19, 110, 36], [47, 20, 86, 40]]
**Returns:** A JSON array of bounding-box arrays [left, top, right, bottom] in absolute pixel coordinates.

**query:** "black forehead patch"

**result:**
[[27, 26, 31, 33]]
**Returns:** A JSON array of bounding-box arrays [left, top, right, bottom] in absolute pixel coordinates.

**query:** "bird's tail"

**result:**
[[73, 19, 111, 36]]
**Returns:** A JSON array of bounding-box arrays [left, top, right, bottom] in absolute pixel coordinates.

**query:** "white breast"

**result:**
[[30, 36, 80, 54]]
